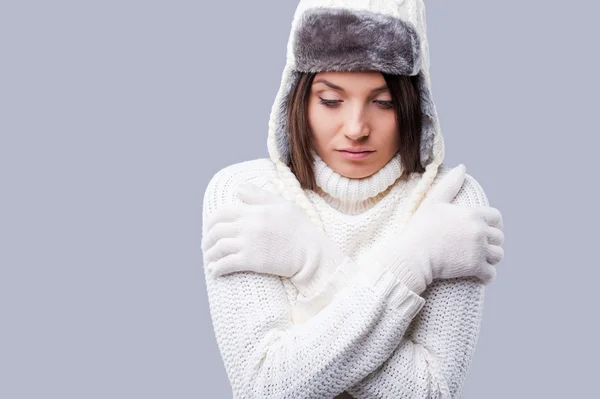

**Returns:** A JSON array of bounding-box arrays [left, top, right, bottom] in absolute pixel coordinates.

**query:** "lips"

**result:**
[[338, 149, 375, 160], [339, 149, 375, 153]]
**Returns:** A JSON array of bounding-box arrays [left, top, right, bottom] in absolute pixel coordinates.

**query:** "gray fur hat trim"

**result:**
[[275, 7, 436, 167], [294, 7, 421, 75]]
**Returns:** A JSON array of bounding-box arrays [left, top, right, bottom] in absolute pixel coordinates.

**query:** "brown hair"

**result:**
[[287, 71, 426, 190]]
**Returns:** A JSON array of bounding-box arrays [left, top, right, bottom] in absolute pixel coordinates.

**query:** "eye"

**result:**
[[318, 97, 341, 108], [375, 100, 394, 109]]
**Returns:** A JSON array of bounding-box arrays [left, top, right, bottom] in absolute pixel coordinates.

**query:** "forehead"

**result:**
[[312, 71, 388, 92]]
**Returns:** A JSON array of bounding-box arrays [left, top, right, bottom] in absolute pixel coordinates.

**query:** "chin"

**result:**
[[336, 164, 378, 179]]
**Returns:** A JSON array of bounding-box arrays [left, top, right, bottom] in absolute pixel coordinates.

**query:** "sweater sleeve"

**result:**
[[201, 163, 426, 399], [343, 174, 494, 399]]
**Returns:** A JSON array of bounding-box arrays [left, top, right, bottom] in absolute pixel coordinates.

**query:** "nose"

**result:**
[[344, 105, 370, 140]]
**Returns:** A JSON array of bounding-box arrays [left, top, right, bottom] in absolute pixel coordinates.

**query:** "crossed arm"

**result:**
[[309, 174, 491, 398], [336, 276, 485, 399], [202, 164, 490, 398]]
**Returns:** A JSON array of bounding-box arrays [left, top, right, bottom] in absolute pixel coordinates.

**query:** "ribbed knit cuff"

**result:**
[[377, 249, 429, 296], [354, 262, 426, 314], [290, 257, 425, 324]]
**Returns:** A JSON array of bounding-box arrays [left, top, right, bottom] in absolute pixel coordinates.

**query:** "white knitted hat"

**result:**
[[266, 0, 446, 229]]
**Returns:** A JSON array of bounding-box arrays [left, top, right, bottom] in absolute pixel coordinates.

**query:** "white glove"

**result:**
[[201, 182, 348, 296], [379, 164, 505, 295]]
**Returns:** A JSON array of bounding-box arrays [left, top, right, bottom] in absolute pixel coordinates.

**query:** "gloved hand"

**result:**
[[201, 181, 348, 297], [379, 164, 505, 295]]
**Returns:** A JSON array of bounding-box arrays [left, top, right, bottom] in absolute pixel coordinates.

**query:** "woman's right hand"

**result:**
[[380, 164, 505, 295]]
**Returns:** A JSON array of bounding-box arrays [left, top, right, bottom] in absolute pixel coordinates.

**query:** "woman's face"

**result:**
[[308, 70, 399, 179]]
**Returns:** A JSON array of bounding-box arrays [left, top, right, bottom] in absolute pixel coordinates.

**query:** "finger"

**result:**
[[236, 182, 283, 205], [204, 204, 243, 232], [206, 253, 248, 278], [479, 206, 503, 229], [486, 244, 504, 265], [201, 221, 239, 252], [203, 237, 242, 265], [487, 226, 504, 246], [422, 164, 467, 205], [478, 264, 497, 285]]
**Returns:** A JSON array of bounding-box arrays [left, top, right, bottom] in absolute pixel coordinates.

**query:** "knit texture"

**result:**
[[202, 0, 497, 397], [202, 157, 491, 398], [313, 150, 404, 204]]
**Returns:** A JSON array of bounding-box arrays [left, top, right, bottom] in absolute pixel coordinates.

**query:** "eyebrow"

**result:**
[[312, 78, 389, 94]]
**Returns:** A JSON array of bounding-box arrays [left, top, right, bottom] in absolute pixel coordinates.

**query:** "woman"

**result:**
[[201, 1, 504, 398]]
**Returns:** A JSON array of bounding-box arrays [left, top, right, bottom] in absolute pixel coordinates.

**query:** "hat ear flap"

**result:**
[[416, 71, 436, 166], [274, 70, 302, 166]]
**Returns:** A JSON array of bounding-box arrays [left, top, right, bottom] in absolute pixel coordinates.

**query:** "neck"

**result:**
[[311, 150, 404, 214]]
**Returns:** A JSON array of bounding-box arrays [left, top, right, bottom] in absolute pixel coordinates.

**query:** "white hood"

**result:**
[[265, 0, 446, 229]]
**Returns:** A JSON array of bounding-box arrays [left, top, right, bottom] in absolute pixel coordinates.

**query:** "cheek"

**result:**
[[375, 114, 399, 145], [308, 104, 338, 143]]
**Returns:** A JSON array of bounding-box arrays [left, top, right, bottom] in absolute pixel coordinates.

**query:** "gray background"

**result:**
[[1, 0, 598, 398]]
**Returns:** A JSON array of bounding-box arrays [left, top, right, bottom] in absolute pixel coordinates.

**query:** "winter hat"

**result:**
[[266, 0, 446, 230]]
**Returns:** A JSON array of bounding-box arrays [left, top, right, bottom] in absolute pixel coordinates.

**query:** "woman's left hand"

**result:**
[[201, 182, 346, 284]]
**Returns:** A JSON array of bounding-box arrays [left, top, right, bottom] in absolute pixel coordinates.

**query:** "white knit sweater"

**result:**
[[201, 153, 490, 399], [202, 1, 496, 396]]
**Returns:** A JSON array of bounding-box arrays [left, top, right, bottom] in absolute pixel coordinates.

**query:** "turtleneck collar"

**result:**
[[310, 150, 404, 213]]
